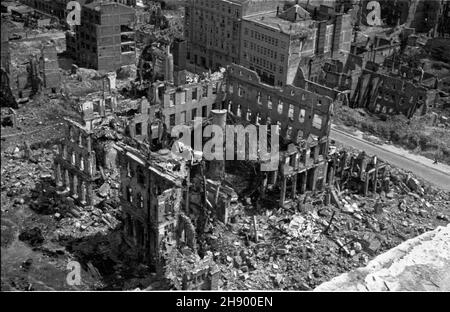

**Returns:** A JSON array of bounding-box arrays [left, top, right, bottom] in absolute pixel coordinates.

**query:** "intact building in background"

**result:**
[[241, 4, 352, 87], [66, 1, 136, 72], [184, 0, 284, 71], [185, 0, 352, 87]]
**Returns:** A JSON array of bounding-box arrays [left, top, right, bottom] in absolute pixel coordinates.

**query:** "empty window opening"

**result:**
[[299, 109, 306, 123], [135, 122, 142, 136], [312, 114, 323, 129], [288, 105, 294, 119]]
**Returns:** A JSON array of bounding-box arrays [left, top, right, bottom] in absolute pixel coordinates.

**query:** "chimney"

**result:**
[[276, 6, 279, 16], [164, 44, 174, 83], [206, 109, 227, 180], [331, 14, 343, 58], [316, 21, 326, 55]]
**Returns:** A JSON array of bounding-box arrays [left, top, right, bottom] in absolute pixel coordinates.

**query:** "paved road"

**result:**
[[330, 128, 450, 192]]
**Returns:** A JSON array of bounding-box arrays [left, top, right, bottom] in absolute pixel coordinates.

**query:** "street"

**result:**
[[330, 128, 450, 191]]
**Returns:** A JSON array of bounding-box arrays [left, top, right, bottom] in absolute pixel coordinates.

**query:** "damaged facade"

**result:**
[[350, 66, 438, 118], [224, 63, 333, 207], [53, 117, 99, 206], [3, 39, 61, 103], [66, 1, 136, 72], [115, 142, 191, 267], [10, 0, 445, 292], [148, 70, 226, 133]]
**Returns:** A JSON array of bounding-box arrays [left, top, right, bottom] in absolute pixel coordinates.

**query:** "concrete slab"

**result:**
[[315, 223, 450, 291]]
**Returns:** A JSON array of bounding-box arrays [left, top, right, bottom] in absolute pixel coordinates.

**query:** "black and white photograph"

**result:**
[[0, 0, 449, 300]]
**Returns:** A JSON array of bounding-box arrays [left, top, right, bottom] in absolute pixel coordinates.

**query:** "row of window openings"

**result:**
[[168, 106, 209, 126], [285, 143, 327, 167], [244, 40, 283, 61], [168, 84, 219, 107], [125, 163, 165, 195], [61, 148, 92, 173], [68, 129, 89, 148], [245, 54, 282, 73], [125, 187, 144, 209], [192, 3, 240, 17], [377, 91, 423, 103], [245, 28, 281, 48], [230, 87, 324, 115], [123, 183, 165, 208], [226, 101, 323, 130]]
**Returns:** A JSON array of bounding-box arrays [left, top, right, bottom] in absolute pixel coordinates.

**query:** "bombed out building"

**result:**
[[224, 64, 333, 206]]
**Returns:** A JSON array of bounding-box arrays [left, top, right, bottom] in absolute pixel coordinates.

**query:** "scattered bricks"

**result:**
[[409, 192, 422, 200], [374, 201, 384, 214], [386, 191, 395, 199], [330, 188, 342, 209], [353, 242, 363, 252], [437, 215, 450, 222], [361, 234, 381, 256], [406, 176, 424, 195], [97, 183, 111, 198], [342, 204, 355, 214], [233, 256, 243, 268], [277, 248, 289, 256]]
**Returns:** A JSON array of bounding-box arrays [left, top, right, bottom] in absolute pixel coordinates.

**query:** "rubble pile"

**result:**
[[162, 248, 219, 290], [199, 163, 450, 290]]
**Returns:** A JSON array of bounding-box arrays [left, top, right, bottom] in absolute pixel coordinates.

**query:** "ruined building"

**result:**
[[224, 64, 333, 206], [327, 151, 391, 198], [437, 0, 450, 37], [54, 76, 118, 206], [33, 42, 61, 93], [54, 117, 100, 206], [349, 63, 438, 118], [7, 40, 61, 103], [115, 140, 191, 266], [66, 1, 136, 72], [1, 20, 60, 105], [1, 19, 17, 108], [147, 70, 227, 135]]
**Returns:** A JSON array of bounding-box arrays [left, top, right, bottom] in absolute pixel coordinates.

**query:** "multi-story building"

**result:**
[[66, 1, 136, 72], [53, 81, 117, 206], [53, 118, 100, 206], [184, 0, 284, 71], [242, 4, 352, 86], [437, 0, 450, 37], [185, 1, 352, 86], [147, 72, 226, 135], [1, 20, 10, 74], [224, 63, 334, 206], [115, 140, 190, 265]]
